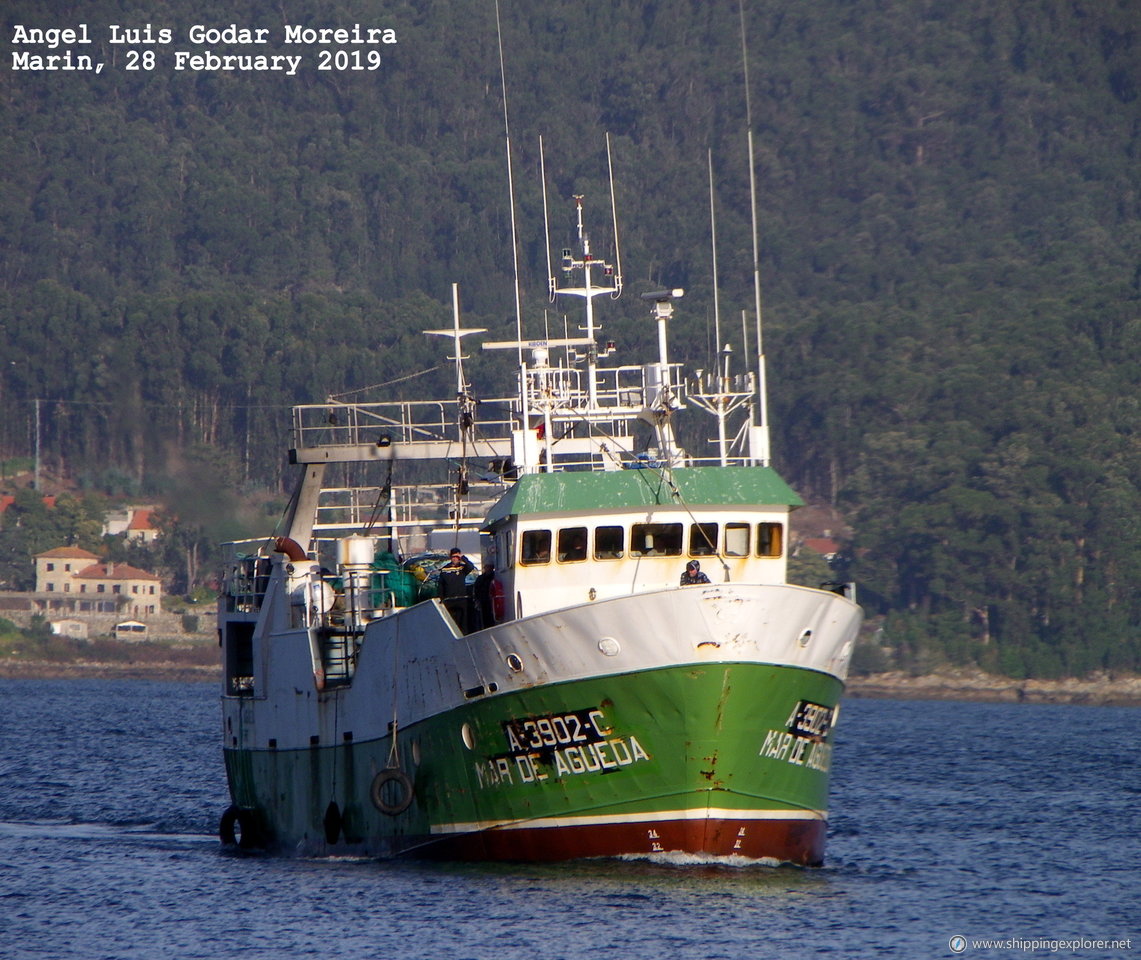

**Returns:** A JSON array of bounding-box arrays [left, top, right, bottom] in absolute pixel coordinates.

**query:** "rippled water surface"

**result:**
[[2, 678, 1137, 959]]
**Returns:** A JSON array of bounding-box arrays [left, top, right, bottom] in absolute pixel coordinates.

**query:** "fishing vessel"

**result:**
[[217, 193, 862, 864]]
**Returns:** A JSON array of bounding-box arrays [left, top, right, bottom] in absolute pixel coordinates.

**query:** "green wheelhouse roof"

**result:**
[[484, 466, 803, 526]]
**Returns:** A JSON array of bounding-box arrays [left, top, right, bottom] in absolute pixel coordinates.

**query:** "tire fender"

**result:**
[[370, 768, 414, 816], [219, 805, 267, 849]]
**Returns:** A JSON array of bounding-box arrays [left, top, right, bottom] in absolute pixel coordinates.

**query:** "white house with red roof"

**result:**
[[102, 505, 160, 543], [800, 537, 842, 561]]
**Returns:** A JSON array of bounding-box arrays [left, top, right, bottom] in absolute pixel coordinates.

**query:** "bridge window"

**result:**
[[688, 523, 718, 556], [595, 526, 624, 560], [520, 529, 552, 564], [630, 522, 682, 557], [557, 527, 588, 562], [757, 522, 783, 558], [725, 523, 750, 557]]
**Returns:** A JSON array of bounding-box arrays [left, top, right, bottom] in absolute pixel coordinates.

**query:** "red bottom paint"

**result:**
[[413, 817, 827, 866]]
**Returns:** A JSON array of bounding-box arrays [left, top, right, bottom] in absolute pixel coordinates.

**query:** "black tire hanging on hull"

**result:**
[[219, 805, 268, 850], [370, 768, 414, 816]]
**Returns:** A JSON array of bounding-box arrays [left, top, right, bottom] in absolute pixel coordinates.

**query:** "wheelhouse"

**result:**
[[484, 466, 801, 621]]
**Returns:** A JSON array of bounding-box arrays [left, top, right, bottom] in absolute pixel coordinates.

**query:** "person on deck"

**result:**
[[473, 563, 496, 630], [680, 559, 710, 585], [438, 548, 475, 631]]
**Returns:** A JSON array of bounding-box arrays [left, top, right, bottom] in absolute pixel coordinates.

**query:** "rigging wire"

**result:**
[[328, 365, 443, 401], [362, 459, 394, 535], [21, 362, 443, 412]]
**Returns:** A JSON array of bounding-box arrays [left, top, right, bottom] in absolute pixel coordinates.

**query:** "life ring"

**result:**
[[490, 578, 505, 623], [219, 805, 266, 849], [370, 767, 414, 816]]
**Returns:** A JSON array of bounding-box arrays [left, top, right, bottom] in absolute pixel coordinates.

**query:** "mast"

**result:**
[[639, 289, 686, 466], [687, 149, 754, 466], [423, 284, 487, 508], [708, 149, 722, 365], [739, 0, 771, 466], [549, 195, 620, 409], [423, 284, 486, 397], [605, 133, 624, 302], [494, 0, 524, 365]]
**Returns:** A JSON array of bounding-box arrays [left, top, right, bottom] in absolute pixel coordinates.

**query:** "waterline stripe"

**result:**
[[430, 807, 826, 835]]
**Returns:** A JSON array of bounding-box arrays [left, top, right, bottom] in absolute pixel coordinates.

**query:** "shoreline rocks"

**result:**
[[0, 658, 219, 683], [847, 668, 1141, 707]]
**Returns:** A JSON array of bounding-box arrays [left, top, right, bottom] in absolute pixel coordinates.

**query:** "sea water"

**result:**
[[1, 678, 1136, 959]]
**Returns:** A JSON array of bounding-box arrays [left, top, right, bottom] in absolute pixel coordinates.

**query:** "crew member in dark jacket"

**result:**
[[439, 548, 475, 631], [473, 563, 496, 630], [680, 559, 710, 585]]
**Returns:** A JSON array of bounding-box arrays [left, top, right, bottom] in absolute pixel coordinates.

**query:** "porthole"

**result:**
[[461, 722, 476, 750], [598, 637, 621, 657], [506, 654, 523, 673]]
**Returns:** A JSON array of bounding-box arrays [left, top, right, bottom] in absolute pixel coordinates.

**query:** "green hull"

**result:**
[[224, 660, 843, 863]]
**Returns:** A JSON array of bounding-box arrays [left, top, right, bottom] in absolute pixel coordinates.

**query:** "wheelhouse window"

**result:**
[[594, 525, 624, 560], [520, 529, 552, 565], [630, 522, 683, 557], [688, 523, 718, 556], [557, 527, 588, 562], [725, 523, 750, 557], [757, 522, 783, 558]]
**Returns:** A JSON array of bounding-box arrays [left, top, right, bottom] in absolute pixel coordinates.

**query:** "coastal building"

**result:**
[[113, 620, 148, 641], [0, 494, 56, 516], [49, 618, 89, 640], [102, 505, 160, 543], [34, 547, 101, 591], [800, 537, 842, 562], [34, 547, 163, 617]]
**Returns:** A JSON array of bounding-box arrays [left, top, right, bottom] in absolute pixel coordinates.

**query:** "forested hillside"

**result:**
[[1, 0, 1137, 677]]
